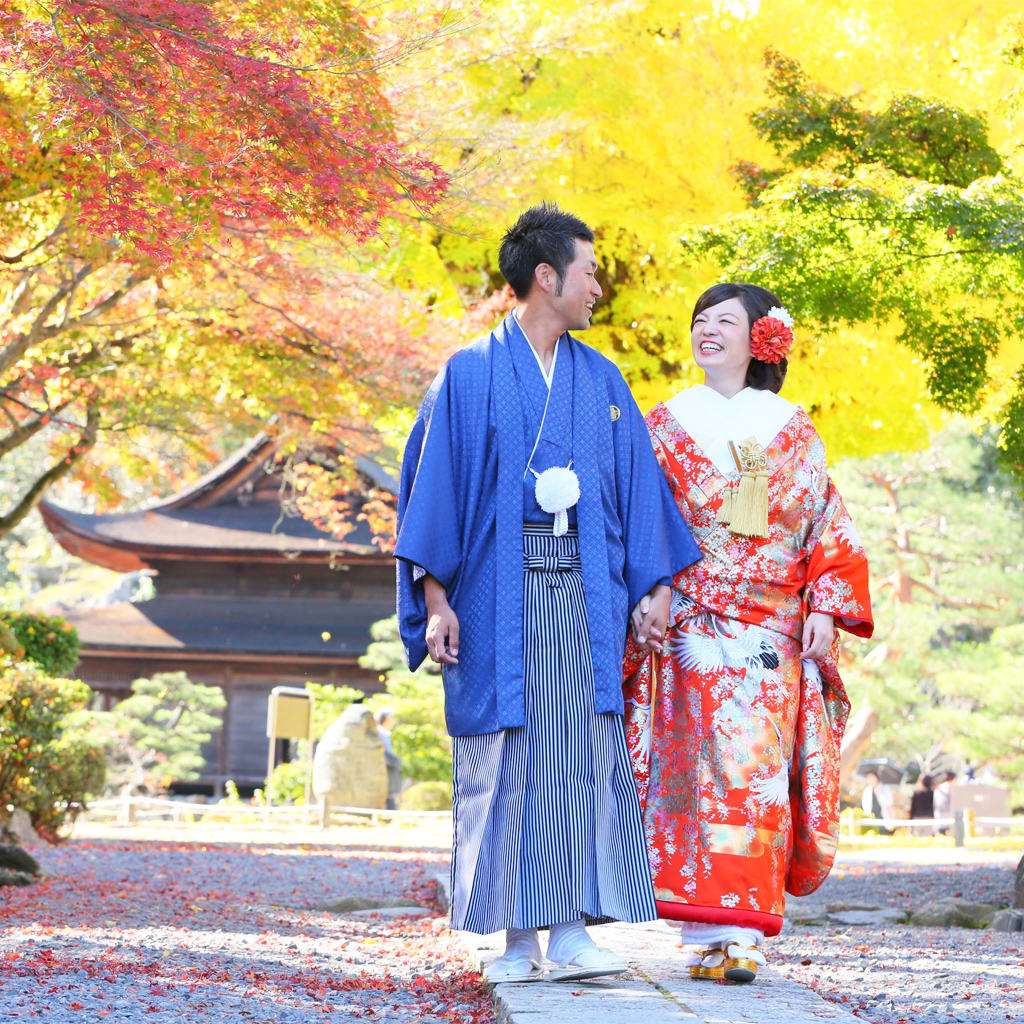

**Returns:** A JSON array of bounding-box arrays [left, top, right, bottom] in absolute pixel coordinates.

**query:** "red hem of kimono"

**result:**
[[655, 900, 784, 937]]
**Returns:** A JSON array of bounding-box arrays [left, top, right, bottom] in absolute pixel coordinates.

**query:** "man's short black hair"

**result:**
[[498, 202, 594, 299]]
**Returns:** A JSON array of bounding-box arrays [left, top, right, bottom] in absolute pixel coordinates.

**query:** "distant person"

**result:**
[[861, 771, 894, 835], [909, 775, 935, 835], [374, 706, 402, 810], [934, 770, 956, 833]]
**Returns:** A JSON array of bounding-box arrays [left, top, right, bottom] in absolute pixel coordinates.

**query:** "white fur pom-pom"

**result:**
[[534, 466, 580, 515]]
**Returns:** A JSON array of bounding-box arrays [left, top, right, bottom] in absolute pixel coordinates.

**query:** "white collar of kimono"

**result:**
[[665, 384, 799, 477], [512, 307, 559, 389]]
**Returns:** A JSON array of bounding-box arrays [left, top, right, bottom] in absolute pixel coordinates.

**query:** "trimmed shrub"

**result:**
[[264, 761, 308, 805], [104, 671, 225, 792], [0, 661, 105, 841], [0, 612, 80, 676], [400, 780, 452, 811]]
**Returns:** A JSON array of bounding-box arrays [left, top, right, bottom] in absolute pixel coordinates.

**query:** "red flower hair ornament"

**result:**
[[749, 305, 794, 364]]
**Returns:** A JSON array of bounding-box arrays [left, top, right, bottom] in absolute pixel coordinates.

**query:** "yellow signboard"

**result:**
[[267, 691, 313, 740], [265, 687, 315, 810]]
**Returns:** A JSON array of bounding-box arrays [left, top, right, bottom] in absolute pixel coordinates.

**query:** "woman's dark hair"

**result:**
[[691, 282, 788, 393], [498, 202, 594, 299]]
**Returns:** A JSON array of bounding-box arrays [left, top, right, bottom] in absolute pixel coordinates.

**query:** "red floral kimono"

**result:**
[[623, 398, 872, 937]]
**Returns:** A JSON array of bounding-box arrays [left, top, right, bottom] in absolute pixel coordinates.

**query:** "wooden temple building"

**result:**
[[39, 436, 396, 792]]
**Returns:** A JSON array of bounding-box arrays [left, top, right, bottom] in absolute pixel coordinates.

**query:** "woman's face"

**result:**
[[690, 297, 752, 378]]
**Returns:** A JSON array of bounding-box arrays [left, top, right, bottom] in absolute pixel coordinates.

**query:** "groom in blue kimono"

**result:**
[[396, 204, 699, 983]]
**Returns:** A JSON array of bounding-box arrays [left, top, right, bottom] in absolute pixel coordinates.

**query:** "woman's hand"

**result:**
[[424, 575, 459, 664], [631, 584, 671, 654], [801, 611, 834, 661]]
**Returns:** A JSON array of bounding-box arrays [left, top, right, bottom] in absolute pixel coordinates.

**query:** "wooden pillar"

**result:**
[[219, 665, 233, 784]]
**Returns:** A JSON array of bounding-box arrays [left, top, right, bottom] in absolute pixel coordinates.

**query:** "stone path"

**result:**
[[437, 876, 860, 1024], [468, 922, 862, 1024], [440, 848, 1024, 1024]]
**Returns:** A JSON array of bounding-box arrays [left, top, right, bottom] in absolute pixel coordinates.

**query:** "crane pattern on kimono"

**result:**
[[749, 717, 791, 811], [667, 613, 780, 673]]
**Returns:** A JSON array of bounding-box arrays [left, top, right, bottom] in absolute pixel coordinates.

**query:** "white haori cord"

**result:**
[[531, 464, 580, 536], [523, 363, 579, 538]]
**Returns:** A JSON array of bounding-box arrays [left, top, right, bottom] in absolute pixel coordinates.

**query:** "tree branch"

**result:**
[[0, 404, 100, 538], [0, 268, 147, 378], [0, 262, 94, 377], [0, 215, 68, 265], [0, 397, 73, 458]]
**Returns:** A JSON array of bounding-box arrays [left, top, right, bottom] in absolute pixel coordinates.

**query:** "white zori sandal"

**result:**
[[546, 919, 628, 982], [483, 952, 544, 984], [483, 927, 545, 984]]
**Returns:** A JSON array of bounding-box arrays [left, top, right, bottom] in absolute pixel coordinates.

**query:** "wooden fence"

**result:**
[[842, 807, 1024, 845]]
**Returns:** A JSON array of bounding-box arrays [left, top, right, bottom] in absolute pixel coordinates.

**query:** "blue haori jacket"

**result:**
[[395, 315, 700, 738]]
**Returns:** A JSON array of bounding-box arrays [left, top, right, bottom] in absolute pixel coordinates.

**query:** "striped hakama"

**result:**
[[450, 524, 656, 934]]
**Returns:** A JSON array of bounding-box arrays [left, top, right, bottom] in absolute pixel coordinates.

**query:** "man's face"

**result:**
[[551, 239, 602, 331]]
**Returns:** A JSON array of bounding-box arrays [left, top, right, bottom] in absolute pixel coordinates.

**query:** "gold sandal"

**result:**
[[688, 948, 725, 981], [722, 944, 760, 984]]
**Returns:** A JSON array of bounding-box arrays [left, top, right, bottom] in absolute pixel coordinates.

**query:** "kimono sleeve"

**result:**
[[394, 364, 464, 671], [617, 386, 701, 610], [802, 443, 873, 639]]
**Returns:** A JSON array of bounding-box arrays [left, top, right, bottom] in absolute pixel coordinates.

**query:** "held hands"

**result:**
[[801, 611, 835, 661], [423, 574, 459, 664], [631, 583, 671, 655]]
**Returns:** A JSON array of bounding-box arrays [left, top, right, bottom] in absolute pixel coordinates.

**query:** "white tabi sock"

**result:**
[[546, 918, 593, 964], [504, 927, 541, 962]]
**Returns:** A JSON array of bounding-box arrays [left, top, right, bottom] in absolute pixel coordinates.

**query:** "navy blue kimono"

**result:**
[[395, 314, 699, 737]]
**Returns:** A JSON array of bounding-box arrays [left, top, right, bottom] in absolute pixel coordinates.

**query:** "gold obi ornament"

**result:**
[[716, 438, 771, 538]]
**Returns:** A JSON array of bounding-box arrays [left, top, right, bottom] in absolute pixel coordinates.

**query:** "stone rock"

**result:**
[[0, 844, 40, 875], [320, 896, 421, 913], [1014, 853, 1024, 909], [910, 898, 1000, 928], [2, 809, 41, 845], [829, 908, 907, 926], [312, 704, 387, 816], [788, 913, 830, 927], [0, 869, 35, 887], [989, 908, 1024, 932], [349, 906, 432, 919], [784, 898, 830, 926]]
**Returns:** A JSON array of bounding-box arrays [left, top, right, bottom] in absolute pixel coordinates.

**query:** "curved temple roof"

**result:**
[[40, 435, 397, 572]]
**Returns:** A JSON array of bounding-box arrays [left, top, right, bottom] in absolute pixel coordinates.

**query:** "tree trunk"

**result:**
[[839, 704, 879, 788]]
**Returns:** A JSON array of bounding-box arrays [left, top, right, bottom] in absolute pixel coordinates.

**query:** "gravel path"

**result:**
[[774, 851, 1024, 1024], [0, 837, 490, 1024], [3, 833, 1021, 1024]]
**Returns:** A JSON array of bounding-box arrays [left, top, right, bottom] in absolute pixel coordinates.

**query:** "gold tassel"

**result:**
[[724, 439, 771, 538], [716, 484, 734, 524], [729, 471, 770, 536]]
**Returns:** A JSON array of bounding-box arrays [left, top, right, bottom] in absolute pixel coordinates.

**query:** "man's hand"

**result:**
[[801, 611, 834, 661], [424, 574, 459, 664], [631, 583, 671, 655]]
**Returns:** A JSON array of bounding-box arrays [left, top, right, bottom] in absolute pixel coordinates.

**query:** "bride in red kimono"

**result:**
[[623, 282, 873, 983]]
